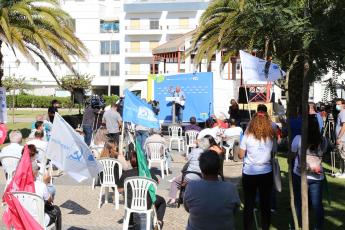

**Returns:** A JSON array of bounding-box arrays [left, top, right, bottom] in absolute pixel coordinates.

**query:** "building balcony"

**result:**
[[125, 25, 163, 35], [125, 48, 153, 57], [166, 24, 197, 33], [125, 71, 150, 80]]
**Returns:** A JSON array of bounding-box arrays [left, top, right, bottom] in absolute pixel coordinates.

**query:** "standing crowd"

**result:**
[[1, 96, 345, 230]]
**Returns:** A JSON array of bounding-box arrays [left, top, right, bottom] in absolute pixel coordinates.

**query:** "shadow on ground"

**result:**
[[60, 200, 91, 215]]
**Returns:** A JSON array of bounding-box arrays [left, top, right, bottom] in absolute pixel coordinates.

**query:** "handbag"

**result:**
[[271, 137, 282, 192]]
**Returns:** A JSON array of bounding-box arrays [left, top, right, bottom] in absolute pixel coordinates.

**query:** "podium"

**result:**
[[166, 96, 180, 124]]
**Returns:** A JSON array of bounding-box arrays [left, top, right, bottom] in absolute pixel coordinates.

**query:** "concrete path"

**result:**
[[0, 145, 243, 230]]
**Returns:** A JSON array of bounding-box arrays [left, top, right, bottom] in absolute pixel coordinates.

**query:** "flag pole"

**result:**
[[119, 121, 125, 155], [244, 82, 252, 120]]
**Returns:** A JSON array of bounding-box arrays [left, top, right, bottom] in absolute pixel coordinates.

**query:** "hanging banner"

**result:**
[[153, 72, 214, 122], [0, 87, 7, 123]]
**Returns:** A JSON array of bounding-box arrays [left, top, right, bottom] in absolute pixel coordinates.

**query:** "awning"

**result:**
[[152, 30, 196, 55]]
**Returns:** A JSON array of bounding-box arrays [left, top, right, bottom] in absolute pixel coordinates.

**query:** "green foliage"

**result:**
[[5, 94, 120, 108], [60, 74, 93, 92], [6, 94, 72, 108], [0, 0, 88, 85], [2, 76, 30, 91], [103, 95, 119, 106]]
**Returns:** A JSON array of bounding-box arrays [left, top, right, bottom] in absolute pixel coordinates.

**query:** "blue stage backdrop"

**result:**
[[153, 72, 214, 123]]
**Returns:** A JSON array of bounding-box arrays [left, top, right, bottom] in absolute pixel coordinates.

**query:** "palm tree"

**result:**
[[0, 0, 87, 86]]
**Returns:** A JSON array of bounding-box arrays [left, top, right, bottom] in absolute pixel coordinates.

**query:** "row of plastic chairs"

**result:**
[[9, 176, 159, 230], [93, 159, 160, 230], [168, 126, 199, 156]]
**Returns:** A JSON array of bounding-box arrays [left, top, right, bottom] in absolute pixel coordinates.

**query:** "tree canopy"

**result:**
[[0, 0, 88, 85]]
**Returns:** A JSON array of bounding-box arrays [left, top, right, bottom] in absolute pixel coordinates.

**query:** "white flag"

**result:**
[[239, 50, 286, 82], [46, 113, 101, 182]]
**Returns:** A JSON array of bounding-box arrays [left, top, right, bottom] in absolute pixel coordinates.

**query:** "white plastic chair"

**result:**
[[98, 158, 122, 210], [122, 177, 159, 230], [168, 125, 185, 152], [145, 143, 168, 179], [12, 191, 54, 230], [223, 135, 241, 161], [185, 130, 199, 157], [90, 145, 104, 189], [0, 156, 20, 190], [35, 147, 53, 186]]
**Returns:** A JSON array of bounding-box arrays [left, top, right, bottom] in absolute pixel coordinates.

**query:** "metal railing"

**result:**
[[125, 48, 153, 53], [125, 71, 150, 75], [125, 25, 162, 30], [166, 25, 197, 30]]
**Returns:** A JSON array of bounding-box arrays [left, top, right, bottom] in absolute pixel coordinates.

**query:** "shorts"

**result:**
[[337, 142, 345, 160]]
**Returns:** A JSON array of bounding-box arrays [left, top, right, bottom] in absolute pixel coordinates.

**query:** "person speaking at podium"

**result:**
[[173, 86, 186, 123]]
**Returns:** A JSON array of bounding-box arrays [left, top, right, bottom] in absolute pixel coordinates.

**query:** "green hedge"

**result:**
[[6, 94, 120, 108], [103, 95, 119, 106]]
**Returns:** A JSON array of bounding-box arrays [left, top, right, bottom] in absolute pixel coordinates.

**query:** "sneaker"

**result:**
[[336, 173, 345, 178]]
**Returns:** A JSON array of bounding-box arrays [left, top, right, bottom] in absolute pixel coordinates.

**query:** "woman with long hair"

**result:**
[[99, 140, 128, 170], [239, 111, 275, 230], [93, 126, 109, 146], [228, 99, 240, 124], [291, 115, 327, 229]]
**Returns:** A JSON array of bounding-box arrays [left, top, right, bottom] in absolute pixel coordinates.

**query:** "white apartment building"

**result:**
[[1, 0, 210, 98], [122, 0, 210, 98]]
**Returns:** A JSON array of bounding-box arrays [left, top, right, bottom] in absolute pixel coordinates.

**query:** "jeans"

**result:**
[[242, 172, 273, 230], [293, 174, 324, 229], [82, 125, 93, 146], [136, 130, 149, 149]]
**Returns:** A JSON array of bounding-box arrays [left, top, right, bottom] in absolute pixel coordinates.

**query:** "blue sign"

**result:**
[[154, 72, 214, 123]]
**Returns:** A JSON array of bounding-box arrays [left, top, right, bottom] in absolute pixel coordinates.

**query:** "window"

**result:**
[[130, 18, 140, 29], [100, 62, 120, 76], [69, 19, 76, 32], [150, 19, 159, 30], [34, 62, 39, 71], [100, 20, 119, 33], [179, 17, 189, 29], [149, 41, 159, 50], [100, 41, 120, 54]]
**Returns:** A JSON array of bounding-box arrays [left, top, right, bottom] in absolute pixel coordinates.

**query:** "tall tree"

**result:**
[[0, 0, 87, 86], [193, 0, 345, 229]]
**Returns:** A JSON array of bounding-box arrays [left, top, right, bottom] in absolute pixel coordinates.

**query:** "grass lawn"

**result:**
[[235, 153, 345, 230], [6, 108, 79, 119]]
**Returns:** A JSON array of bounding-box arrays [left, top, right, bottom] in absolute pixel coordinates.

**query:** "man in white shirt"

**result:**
[[0, 130, 23, 159], [335, 98, 345, 178], [197, 118, 219, 143], [102, 102, 122, 145], [224, 119, 243, 138], [27, 130, 48, 162], [32, 161, 61, 229]]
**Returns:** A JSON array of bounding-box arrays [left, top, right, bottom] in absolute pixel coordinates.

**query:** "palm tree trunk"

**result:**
[[0, 40, 3, 87], [301, 57, 310, 230]]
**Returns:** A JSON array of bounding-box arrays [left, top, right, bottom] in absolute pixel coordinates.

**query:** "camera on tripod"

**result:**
[[90, 95, 105, 109]]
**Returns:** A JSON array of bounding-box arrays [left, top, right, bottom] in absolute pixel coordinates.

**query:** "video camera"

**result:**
[[90, 95, 105, 109]]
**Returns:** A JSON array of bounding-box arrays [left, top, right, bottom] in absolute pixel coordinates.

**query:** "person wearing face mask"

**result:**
[[335, 98, 345, 178]]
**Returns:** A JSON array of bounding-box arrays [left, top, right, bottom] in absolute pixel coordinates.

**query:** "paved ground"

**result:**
[[0, 143, 243, 230]]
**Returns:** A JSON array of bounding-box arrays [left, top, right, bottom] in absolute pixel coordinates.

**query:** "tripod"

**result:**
[[323, 113, 342, 176]]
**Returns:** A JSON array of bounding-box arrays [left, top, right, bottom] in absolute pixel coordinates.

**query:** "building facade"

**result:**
[[1, 0, 210, 98]]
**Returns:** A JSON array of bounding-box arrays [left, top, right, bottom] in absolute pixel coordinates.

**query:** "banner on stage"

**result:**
[[123, 89, 160, 129], [240, 50, 286, 82], [0, 87, 7, 123], [46, 113, 101, 182], [153, 72, 214, 123]]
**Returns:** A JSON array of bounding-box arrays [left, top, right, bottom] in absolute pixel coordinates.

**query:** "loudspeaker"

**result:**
[[73, 89, 84, 104], [238, 86, 248, 104]]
